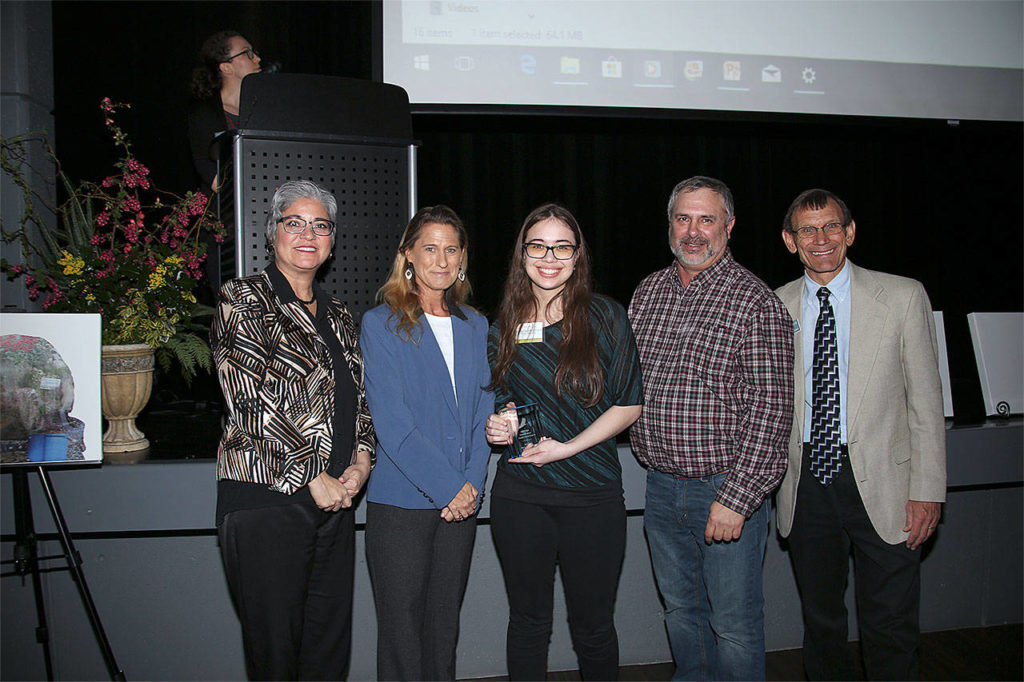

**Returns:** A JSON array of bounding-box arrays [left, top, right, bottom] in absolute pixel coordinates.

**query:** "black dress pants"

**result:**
[[788, 447, 922, 681], [490, 495, 626, 682], [219, 503, 355, 681], [364, 502, 477, 681]]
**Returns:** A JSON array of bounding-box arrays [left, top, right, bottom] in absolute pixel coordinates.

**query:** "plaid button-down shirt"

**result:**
[[629, 251, 794, 516]]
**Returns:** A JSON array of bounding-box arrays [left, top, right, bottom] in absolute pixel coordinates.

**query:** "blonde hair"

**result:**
[[378, 205, 472, 342]]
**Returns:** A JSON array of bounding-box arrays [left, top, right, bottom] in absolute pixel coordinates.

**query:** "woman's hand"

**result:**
[[509, 437, 575, 467], [308, 472, 351, 512], [340, 449, 373, 502], [340, 464, 370, 501], [441, 481, 478, 522], [485, 402, 516, 445]]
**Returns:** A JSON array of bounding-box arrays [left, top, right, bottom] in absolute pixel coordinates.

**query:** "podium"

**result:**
[[213, 74, 417, 319]]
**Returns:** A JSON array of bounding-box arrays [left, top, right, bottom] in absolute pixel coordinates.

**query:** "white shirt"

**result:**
[[424, 313, 457, 405]]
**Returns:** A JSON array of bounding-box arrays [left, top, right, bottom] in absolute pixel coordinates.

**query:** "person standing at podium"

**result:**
[[188, 29, 261, 191]]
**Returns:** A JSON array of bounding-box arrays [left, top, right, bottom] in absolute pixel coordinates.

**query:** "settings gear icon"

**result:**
[[801, 67, 816, 85]]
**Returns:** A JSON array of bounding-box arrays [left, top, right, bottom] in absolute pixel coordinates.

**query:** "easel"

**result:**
[[2, 465, 126, 681]]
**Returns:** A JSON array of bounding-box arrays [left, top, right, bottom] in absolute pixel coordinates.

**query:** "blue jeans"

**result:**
[[644, 469, 769, 681]]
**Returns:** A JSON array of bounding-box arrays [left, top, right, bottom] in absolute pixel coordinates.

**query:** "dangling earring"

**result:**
[[457, 267, 466, 282], [405, 267, 413, 280]]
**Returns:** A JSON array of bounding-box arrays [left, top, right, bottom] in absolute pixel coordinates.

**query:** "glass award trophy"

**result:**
[[501, 402, 544, 459]]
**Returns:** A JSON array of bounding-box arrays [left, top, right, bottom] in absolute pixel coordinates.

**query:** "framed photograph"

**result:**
[[0, 313, 102, 467]]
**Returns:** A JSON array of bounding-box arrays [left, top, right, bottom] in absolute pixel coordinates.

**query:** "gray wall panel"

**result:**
[[2, 423, 1020, 680]]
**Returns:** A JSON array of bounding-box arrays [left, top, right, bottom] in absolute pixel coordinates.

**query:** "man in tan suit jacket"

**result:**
[[775, 189, 946, 680]]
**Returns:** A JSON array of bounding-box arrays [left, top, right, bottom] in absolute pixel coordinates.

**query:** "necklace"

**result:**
[[296, 294, 315, 305]]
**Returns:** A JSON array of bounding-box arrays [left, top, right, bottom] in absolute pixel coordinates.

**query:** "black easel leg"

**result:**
[[36, 467, 126, 681], [12, 469, 54, 681]]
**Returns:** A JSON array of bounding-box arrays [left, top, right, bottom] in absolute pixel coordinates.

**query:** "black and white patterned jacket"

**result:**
[[212, 266, 375, 495]]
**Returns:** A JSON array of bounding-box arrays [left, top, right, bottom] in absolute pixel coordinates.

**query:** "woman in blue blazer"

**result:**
[[359, 205, 493, 681]]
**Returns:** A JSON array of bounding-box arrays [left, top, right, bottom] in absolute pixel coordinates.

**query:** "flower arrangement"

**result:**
[[1, 98, 227, 383]]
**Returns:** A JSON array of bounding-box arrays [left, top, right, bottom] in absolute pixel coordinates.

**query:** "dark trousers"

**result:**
[[218, 503, 355, 681], [490, 495, 626, 682], [788, 446, 922, 681], [364, 502, 477, 681]]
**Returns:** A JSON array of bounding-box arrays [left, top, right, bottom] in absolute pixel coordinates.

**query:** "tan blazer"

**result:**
[[775, 262, 946, 544]]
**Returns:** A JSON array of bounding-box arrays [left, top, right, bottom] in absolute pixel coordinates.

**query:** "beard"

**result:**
[[671, 236, 718, 267]]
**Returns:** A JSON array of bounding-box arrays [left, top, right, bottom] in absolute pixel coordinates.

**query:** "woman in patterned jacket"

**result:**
[[484, 203, 644, 680], [212, 179, 375, 680]]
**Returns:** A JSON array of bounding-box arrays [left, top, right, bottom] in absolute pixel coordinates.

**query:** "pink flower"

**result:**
[[96, 211, 110, 226], [100, 97, 114, 112], [187, 192, 209, 216], [9, 265, 23, 275], [43, 290, 63, 309], [90, 234, 105, 245]]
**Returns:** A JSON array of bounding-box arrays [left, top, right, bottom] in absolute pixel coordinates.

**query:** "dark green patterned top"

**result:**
[[487, 295, 644, 501]]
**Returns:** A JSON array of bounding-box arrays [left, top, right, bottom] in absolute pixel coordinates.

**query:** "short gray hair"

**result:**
[[265, 179, 338, 247], [666, 175, 734, 224]]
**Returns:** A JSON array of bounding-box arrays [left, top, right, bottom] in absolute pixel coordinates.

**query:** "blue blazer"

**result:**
[[360, 302, 494, 510]]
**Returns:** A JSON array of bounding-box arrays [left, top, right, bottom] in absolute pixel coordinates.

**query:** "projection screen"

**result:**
[[382, 0, 1023, 121]]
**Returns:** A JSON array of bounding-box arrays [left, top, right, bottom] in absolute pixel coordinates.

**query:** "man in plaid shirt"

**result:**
[[629, 176, 793, 681]]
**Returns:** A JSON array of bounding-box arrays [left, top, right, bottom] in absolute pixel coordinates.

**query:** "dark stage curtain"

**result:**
[[50, 1, 1022, 434]]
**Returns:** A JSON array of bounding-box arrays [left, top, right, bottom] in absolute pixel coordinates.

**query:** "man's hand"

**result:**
[[904, 500, 941, 550], [704, 501, 745, 544]]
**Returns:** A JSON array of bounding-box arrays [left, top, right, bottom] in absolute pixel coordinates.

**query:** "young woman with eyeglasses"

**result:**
[[484, 203, 644, 680]]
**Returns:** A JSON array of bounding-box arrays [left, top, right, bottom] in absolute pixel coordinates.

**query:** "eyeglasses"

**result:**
[[279, 216, 335, 236], [523, 243, 578, 260], [789, 222, 846, 240], [222, 47, 259, 63]]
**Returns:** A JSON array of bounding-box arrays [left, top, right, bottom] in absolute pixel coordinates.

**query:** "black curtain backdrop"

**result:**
[[52, 1, 1022, 425]]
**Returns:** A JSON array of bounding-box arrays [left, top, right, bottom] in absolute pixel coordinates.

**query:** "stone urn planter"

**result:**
[[100, 344, 154, 454]]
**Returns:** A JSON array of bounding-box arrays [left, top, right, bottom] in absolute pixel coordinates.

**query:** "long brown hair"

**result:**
[[377, 205, 471, 342], [488, 203, 602, 407]]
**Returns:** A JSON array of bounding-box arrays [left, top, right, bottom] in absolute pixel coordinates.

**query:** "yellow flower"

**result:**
[[148, 264, 168, 289], [58, 250, 85, 276]]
